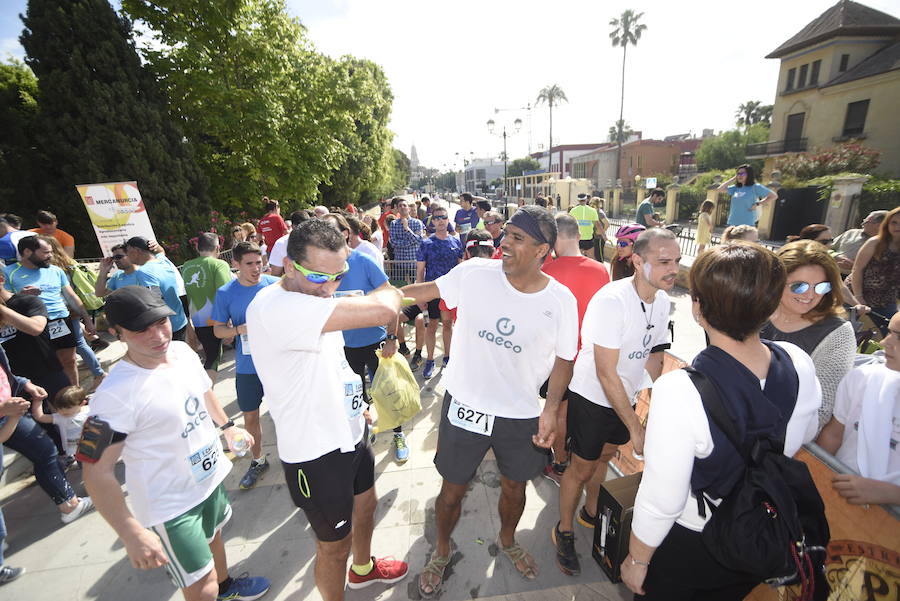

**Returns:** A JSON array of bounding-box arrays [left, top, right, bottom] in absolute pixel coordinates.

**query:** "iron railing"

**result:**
[[745, 138, 807, 157]]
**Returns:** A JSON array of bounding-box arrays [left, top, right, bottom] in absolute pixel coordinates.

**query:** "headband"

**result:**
[[507, 210, 550, 245], [466, 240, 495, 249]]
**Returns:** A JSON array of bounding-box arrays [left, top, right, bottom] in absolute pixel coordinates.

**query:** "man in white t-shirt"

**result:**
[[553, 228, 679, 577], [268, 210, 310, 276], [402, 206, 579, 596], [817, 311, 900, 505], [80, 286, 269, 601], [245, 220, 408, 600]]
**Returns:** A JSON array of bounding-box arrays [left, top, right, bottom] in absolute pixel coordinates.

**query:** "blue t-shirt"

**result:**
[[106, 269, 160, 291], [454, 207, 479, 236], [727, 183, 772, 226], [211, 275, 279, 374], [0, 234, 17, 262], [139, 260, 188, 331], [3, 263, 70, 319], [417, 235, 463, 281], [636, 199, 654, 227], [337, 251, 389, 348]]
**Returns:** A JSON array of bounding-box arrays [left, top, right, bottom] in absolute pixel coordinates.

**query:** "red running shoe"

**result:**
[[347, 556, 409, 589]]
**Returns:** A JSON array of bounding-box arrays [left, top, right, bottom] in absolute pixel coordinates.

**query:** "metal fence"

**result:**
[[606, 218, 780, 259], [383, 260, 417, 286]]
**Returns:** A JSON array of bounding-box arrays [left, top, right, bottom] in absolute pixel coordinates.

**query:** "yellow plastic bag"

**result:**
[[369, 350, 421, 432]]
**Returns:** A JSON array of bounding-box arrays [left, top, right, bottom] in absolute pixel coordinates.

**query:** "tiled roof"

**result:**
[[767, 0, 900, 58], [825, 38, 900, 85]]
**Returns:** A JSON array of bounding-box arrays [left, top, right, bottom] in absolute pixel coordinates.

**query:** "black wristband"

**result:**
[[385, 334, 398, 340], [219, 420, 235, 432]]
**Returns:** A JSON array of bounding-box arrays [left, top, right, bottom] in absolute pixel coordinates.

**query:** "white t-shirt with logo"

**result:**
[[833, 364, 900, 486], [87, 342, 231, 527], [436, 258, 579, 419], [246, 284, 365, 463], [569, 277, 671, 408], [53, 410, 88, 458]]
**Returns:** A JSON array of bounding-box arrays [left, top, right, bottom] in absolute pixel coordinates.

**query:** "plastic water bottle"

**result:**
[[231, 433, 250, 457]]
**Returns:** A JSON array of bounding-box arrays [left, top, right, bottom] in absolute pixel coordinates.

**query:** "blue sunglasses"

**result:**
[[789, 281, 831, 295]]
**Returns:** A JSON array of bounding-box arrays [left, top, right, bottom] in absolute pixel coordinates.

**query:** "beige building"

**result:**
[[748, 0, 900, 176]]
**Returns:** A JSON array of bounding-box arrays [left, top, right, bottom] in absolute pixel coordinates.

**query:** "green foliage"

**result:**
[[609, 9, 647, 181], [122, 0, 355, 213], [608, 119, 633, 144], [317, 57, 396, 207], [735, 100, 773, 129], [536, 84, 568, 166], [390, 149, 410, 192], [0, 59, 44, 210], [696, 124, 768, 171], [860, 177, 900, 216], [507, 157, 540, 177], [774, 142, 881, 180], [20, 0, 209, 258], [434, 171, 457, 191]]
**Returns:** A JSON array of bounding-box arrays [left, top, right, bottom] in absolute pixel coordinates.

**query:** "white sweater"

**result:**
[[631, 342, 822, 547]]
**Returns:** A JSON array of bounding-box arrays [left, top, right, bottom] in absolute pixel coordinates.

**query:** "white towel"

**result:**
[[856, 365, 900, 481]]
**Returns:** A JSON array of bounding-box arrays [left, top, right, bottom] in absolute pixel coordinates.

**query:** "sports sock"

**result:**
[[351, 558, 374, 576]]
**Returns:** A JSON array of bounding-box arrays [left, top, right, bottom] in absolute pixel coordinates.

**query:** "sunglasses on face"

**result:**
[[484, 221, 500, 226], [112, 254, 126, 260], [431, 215, 448, 220], [292, 260, 350, 284], [789, 281, 832, 295], [737, 171, 748, 176], [617, 240, 633, 248]]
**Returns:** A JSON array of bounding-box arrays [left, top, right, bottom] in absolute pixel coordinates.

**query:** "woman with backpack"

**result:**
[[621, 243, 822, 600]]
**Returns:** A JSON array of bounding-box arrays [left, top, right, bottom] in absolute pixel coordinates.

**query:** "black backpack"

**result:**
[[686, 368, 830, 601]]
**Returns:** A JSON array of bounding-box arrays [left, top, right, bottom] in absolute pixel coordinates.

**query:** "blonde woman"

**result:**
[[695, 200, 715, 254]]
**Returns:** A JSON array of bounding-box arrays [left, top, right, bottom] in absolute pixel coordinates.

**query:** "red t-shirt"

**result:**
[[542, 255, 610, 348], [377, 211, 393, 244], [258, 214, 288, 250]]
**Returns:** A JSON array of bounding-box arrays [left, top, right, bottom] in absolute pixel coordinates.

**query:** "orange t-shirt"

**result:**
[[30, 228, 75, 249]]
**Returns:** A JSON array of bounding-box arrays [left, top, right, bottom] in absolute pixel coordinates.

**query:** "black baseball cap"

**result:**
[[125, 236, 151, 252], [105, 286, 174, 331]]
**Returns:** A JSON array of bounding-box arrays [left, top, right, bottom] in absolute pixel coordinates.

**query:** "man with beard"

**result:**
[[4, 235, 95, 386], [552, 228, 678, 576]]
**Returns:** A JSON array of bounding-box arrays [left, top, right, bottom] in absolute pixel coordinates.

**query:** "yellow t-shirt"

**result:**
[[696, 212, 712, 245], [569, 204, 599, 241]]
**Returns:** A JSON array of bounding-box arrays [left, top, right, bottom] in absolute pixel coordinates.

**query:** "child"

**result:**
[[31, 386, 89, 460], [696, 199, 715, 254]]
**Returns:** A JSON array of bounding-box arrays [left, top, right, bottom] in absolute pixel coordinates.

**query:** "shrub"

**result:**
[[775, 142, 881, 179]]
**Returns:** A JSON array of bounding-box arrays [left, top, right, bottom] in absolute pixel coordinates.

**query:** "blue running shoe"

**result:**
[[441, 356, 450, 368], [423, 359, 435, 379], [217, 573, 270, 601], [393, 432, 409, 462]]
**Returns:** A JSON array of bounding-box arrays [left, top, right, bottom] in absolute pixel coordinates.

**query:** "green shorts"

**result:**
[[150, 483, 232, 589]]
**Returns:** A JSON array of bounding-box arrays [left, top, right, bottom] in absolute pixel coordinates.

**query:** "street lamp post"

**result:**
[[487, 117, 522, 201]]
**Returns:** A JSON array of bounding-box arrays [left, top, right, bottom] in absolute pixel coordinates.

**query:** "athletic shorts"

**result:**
[[401, 298, 441, 321], [195, 326, 222, 371], [150, 483, 232, 589], [578, 238, 594, 250], [281, 435, 375, 542], [235, 372, 264, 413], [47, 316, 77, 350], [566, 390, 630, 461], [434, 392, 547, 485], [344, 341, 382, 401]]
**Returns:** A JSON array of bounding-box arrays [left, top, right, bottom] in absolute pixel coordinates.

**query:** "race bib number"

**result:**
[[343, 371, 364, 420], [48, 319, 71, 340], [448, 397, 494, 436], [187, 441, 219, 484], [0, 324, 16, 343], [239, 333, 251, 355], [334, 290, 364, 298]]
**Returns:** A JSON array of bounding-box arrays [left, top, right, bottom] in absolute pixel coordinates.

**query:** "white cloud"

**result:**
[[288, 0, 900, 170], [0, 36, 25, 61]]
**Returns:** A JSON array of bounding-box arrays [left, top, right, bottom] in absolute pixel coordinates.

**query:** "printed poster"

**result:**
[[75, 181, 157, 257]]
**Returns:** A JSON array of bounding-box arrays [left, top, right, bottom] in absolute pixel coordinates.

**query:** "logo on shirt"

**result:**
[[479, 317, 522, 354], [182, 265, 206, 289], [181, 395, 209, 438]]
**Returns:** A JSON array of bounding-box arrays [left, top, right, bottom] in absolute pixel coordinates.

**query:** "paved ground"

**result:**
[[0, 281, 705, 601]]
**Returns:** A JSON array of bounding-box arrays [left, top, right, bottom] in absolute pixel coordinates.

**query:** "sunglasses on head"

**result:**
[[617, 240, 633, 247], [292, 261, 350, 284], [789, 281, 832, 295]]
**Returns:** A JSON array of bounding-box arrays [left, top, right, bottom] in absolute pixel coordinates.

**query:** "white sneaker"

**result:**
[[60, 497, 94, 524]]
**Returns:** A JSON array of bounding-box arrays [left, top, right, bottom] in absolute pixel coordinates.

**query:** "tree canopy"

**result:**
[[507, 157, 541, 177], [696, 123, 768, 171]]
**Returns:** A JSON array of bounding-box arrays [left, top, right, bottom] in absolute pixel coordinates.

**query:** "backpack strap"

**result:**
[[684, 367, 750, 463]]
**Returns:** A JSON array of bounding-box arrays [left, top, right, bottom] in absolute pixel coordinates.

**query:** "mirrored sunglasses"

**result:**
[[292, 260, 350, 284], [789, 281, 831, 295]]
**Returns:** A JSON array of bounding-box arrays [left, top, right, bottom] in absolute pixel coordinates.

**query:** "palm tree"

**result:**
[[608, 119, 634, 144], [609, 9, 647, 182], [535, 84, 568, 174], [736, 100, 761, 131]]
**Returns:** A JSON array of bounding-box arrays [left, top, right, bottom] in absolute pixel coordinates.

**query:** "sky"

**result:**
[[4, 0, 900, 171]]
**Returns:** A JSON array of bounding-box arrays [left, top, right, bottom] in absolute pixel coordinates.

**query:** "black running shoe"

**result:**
[[552, 522, 580, 576]]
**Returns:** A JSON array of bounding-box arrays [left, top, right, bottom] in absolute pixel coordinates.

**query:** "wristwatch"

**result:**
[[219, 420, 235, 432], [385, 334, 398, 341]]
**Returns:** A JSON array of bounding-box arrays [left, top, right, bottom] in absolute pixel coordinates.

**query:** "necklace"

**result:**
[[640, 300, 655, 331]]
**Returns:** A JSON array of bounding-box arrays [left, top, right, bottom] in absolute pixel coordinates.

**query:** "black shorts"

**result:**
[[48, 316, 77, 350], [434, 392, 548, 484], [281, 436, 375, 542], [344, 341, 382, 401], [566, 390, 630, 461], [402, 298, 441, 321], [538, 378, 570, 402], [195, 326, 222, 371], [578, 238, 594, 250]]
